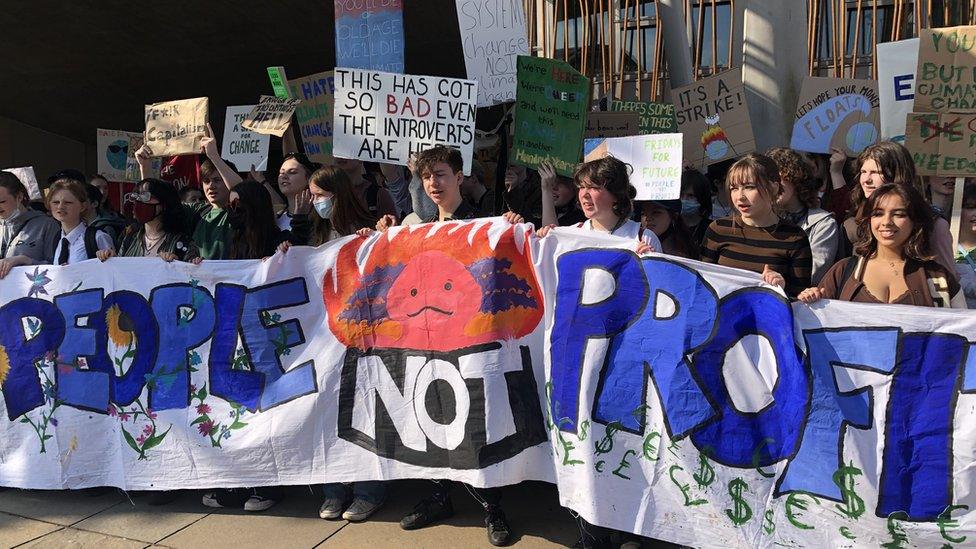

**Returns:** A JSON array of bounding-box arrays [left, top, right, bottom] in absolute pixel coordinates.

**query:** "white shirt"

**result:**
[[53, 223, 113, 265], [579, 218, 662, 251], [276, 212, 293, 231]]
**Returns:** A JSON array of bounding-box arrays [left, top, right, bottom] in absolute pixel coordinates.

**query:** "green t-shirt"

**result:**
[[187, 202, 229, 260]]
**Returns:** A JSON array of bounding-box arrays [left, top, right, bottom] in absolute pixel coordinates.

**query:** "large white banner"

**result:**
[[0, 219, 974, 548], [877, 38, 919, 143], [333, 68, 477, 175], [456, 0, 528, 107]]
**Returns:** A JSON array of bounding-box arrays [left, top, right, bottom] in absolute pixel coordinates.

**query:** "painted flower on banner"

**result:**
[[25, 267, 52, 298], [106, 304, 136, 347], [190, 382, 249, 448], [323, 222, 543, 352]]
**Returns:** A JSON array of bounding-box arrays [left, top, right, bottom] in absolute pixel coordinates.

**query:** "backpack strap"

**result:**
[[83, 225, 99, 259]]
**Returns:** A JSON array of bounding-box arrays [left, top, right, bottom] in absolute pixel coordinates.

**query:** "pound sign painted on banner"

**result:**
[[784, 491, 820, 530], [832, 461, 865, 520], [937, 504, 968, 544], [595, 421, 621, 455], [693, 450, 715, 489], [556, 418, 584, 466], [725, 478, 752, 526], [613, 449, 637, 480], [881, 511, 909, 549], [668, 465, 707, 506]]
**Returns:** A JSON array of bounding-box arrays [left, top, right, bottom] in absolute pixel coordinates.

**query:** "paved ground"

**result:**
[[0, 480, 583, 548]]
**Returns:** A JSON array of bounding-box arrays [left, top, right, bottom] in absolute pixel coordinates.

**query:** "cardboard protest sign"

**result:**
[[905, 112, 976, 176], [584, 112, 640, 139], [583, 134, 682, 199], [221, 106, 271, 171], [2, 166, 40, 200], [877, 38, 919, 143], [914, 26, 976, 112], [144, 97, 209, 157], [610, 100, 678, 134], [334, 0, 404, 72], [456, 0, 528, 107], [512, 56, 590, 177], [288, 71, 336, 163], [267, 66, 291, 99], [333, 68, 478, 174], [790, 77, 880, 155], [96, 128, 141, 182], [672, 68, 755, 168], [241, 96, 302, 137]]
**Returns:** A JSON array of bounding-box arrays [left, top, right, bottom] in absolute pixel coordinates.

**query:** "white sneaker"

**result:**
[[244, 493, 278, 512]]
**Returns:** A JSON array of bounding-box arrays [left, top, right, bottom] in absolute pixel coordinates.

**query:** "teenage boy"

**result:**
[[371, 146, 513, 546]]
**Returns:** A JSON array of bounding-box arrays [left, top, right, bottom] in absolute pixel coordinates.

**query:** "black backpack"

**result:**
[[82, 225, 103, 259]]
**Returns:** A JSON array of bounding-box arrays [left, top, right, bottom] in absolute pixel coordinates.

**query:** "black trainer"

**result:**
[[485, 505, 511, 546], [399, 495, 454, 530]]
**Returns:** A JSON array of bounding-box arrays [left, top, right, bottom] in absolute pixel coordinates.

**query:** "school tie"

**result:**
[[57, 237, 70, 265]]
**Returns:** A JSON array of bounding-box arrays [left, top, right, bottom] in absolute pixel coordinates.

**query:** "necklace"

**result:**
[[592, 216, 626, 235], [144, 231, 165, 250], [884, 259, 904, 277]]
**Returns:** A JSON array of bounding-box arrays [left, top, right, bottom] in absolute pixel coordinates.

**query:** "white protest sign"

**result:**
[[582, 134, 683, 200], [2, 166, 40, 200], [221, 105, 271, 171], [878, 38, 919, 143], [456, 0, 528, 107], [333, 68, 478, 174]]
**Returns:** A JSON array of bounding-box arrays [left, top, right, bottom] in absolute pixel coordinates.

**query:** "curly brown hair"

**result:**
[[415, 145, 463, 177], [766, 147, 817, 207], [853, 183, 934, 261], [573, 156, 637, 218]]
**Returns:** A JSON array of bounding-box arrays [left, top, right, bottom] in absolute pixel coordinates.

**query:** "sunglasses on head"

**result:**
[[123, 191, 153, 204]]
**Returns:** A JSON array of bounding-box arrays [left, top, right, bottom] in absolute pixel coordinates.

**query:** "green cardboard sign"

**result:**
[[267, 66, 291, 99], [610, 100, 678, 134], [512, 56, 590, 177]]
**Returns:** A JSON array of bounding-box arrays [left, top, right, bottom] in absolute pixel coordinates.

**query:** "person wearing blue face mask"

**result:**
[[281, 166, 378, 250], [679, 167, 712, 248]]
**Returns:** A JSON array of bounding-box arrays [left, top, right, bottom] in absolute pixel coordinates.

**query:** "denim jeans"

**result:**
[[323, 481, 387, 504]]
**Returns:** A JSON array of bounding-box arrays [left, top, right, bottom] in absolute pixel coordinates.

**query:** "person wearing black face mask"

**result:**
[[100, 179, 200, 263]]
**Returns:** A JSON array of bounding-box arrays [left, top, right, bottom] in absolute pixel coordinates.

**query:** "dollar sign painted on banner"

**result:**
[[595, 421, 621, 455], [832, 461, 865, 520], [762, 509, 775, 535], [579, 420, 590, 441], [938, 504, 968, 544], [881, 511, 909, 549], [785, 491, 820, 530], [693, 451, 715, 489], [725, 478, 752, 526]]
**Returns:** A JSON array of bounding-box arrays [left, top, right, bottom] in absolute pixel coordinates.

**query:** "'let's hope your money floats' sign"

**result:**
[[332, 68, 478, 175]]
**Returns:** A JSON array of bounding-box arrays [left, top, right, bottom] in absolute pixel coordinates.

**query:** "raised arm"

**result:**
[[200, 123, 244, 190]]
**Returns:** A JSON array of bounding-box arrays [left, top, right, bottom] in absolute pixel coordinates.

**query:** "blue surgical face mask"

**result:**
[[313, 197, 334, 219], [680, 199, 700, 216]]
